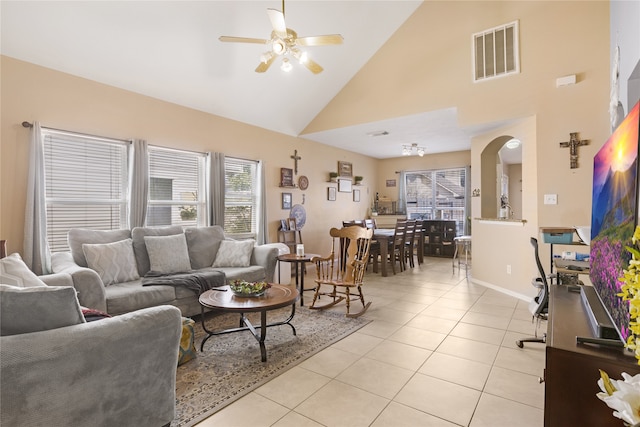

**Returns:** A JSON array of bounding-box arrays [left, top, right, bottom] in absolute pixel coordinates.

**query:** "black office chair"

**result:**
[[516, 237, 550, 348]]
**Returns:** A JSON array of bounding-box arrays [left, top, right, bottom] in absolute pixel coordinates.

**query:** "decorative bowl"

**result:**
[[229, 280, 271, 297]]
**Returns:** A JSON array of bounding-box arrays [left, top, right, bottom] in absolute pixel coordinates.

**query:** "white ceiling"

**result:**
[[1, 0, 518, 160]]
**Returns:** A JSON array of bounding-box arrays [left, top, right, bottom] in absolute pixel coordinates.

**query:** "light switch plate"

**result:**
[[544, 194, 558, 205]]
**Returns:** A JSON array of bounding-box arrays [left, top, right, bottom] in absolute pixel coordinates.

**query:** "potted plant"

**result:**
[[329, 172, 338, 182], [179, 205, 197, 220], [354, 176, 363, 185]]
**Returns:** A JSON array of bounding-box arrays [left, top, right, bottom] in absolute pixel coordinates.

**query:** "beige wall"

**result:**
[[0, 56, 377, 257], [0, 1, 619, 299], [304, 1, 609, 297]]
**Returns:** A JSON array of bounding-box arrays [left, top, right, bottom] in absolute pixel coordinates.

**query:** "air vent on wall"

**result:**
[[472, 20, 520, 82]]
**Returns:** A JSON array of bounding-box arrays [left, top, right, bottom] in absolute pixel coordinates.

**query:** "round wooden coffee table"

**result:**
[[198, 284, 299, 362]]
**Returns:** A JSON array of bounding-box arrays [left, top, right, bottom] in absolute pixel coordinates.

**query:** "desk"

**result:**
[[372, 229, 394, 277], [277, 253, 319, 307]]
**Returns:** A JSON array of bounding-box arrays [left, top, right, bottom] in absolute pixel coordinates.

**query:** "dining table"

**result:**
[[372, 226, 424, 277]]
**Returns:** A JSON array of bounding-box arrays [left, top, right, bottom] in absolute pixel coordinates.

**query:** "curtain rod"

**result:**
[[21, 121, 130, 143]]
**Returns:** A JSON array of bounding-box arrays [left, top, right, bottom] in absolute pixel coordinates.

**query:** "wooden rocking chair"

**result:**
[[310, 226, 374, 318]]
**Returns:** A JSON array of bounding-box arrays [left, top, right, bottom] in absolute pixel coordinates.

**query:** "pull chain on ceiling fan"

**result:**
[[219, 0, 343, 74]]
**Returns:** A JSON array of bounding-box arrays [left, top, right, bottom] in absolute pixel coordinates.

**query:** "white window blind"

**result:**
[[404, 168, 467, 235], [147, 146, 206, 227], [43, 130, 129, 252], [224, 157, 258, 236]]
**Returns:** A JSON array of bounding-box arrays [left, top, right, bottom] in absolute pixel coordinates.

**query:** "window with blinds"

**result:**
[[147, 146, 206, 227], [224, 157, 258, 236], [43, 130, 129, 252], [404, 167, 467, 235]]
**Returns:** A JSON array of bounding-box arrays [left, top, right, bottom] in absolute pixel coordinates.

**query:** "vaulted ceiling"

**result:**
[[1, 1, 514, 159]]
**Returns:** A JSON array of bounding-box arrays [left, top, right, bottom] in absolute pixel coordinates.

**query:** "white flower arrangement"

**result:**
[[597, 370, 640, 426]]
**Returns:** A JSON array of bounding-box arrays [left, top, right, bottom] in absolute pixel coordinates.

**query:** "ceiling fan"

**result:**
[[219, 0, 343, 74]]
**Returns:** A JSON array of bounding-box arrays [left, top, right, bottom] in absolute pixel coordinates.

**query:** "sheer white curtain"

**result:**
[[208, 152, 225, 226], [256, 160, 269, 244], [128, 139, 148, 228], [23, 122, 51, 274]]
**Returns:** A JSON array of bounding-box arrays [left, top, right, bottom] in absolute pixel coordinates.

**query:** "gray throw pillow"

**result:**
[[144, 233, 192, 274], [0, 284, 86, 336], [212, 239, 255, 268], [82, 238, 140, 286], [68, 228, 132, 267], [0, 253, 47, 288], [131, 226, 184, 276], [185, 226, 226, 269]]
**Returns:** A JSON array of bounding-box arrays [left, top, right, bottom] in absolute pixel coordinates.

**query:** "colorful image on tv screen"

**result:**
[[590, 100, 640, 341]]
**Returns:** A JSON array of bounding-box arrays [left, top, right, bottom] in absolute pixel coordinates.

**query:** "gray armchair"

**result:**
[[1, 304, 182, 426]]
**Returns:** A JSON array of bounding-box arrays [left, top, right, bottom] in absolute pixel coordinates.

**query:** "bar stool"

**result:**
[[452, 236, 472, 274]]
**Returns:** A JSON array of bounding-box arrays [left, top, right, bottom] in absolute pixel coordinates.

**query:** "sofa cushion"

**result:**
[[212, 239, 255, 268], [184, 226, 226, 269], [68, 228, 132, 267], [132, 226, 184, 276], [82, 238, 140, 286], [0, 253, 47, 288], [0, 284, 86, 336], [144, 234, 192, 274], [104, 280, 177, 315]]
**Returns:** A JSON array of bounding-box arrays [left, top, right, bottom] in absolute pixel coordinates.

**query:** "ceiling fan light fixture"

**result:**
[[281, 57, 293, 72], [260, 51, 274, 64], [272, 38, 286, 55]]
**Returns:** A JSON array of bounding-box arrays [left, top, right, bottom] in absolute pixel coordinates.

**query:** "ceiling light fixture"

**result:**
[[505, 138, 521, 149], [281, 57, 293, 72], [402, 143, 426, 157]]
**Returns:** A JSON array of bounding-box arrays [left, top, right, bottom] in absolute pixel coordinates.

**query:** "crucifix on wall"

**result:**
[[559, 132, 589, 169], [290, 149, 301, 174]]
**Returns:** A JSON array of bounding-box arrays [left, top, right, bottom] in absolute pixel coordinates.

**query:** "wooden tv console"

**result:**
[[544, 285, 640, 426]]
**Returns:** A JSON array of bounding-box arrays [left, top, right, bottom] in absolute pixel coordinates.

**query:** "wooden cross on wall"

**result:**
[[559, 132, 589, 169], [290, 149, 301, 175]]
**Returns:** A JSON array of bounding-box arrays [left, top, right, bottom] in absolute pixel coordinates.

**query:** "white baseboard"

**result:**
[[470, 278, 533, 302]]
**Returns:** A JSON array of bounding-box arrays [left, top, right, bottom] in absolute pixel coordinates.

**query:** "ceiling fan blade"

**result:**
[[297, 34, 344, 46], [302, 57, 324, 74], [267, 8, 287, 39], [219, 36, 269, 44], [255, 55, 277, 73]]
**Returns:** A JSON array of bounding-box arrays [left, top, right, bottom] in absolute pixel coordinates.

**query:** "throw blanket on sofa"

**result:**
[[142, 270, 226, 295]]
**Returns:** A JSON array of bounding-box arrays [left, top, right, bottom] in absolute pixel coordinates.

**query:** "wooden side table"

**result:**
[[277, 253, 319, 307]]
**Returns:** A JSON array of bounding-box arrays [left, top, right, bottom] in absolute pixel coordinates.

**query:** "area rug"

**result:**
[[172, 306, 371, 427]]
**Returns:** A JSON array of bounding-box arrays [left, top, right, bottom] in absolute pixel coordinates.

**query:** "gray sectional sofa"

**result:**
[[52, 225, 280, 316]]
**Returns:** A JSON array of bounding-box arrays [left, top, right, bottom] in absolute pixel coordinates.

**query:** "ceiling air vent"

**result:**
[[472, 20, 519, 82]]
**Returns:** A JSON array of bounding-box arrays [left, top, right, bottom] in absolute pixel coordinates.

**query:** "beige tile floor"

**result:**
[[195, 257, 546, 427]]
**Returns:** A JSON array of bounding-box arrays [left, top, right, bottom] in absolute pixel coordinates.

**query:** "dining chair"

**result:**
[[389, 220, 408, 274], [404, 220, 417, 268], [310, 226, 374, 317]]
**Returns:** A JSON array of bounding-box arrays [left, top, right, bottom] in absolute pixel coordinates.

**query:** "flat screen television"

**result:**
[[589, 99, 640, 343]]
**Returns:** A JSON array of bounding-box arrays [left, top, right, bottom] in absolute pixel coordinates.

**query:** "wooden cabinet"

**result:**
[[423, 220, 456, 257], [544, 286, 640, 426]]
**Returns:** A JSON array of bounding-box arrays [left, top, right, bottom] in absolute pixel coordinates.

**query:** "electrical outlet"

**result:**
[[507, 264, 512, 274], [544, 194, 558, 205]]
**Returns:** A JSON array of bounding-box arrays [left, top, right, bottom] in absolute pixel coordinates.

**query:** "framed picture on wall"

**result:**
[[280, 168, 294, 187], [282, 192, 292, 209], [338, 178, 352, 192], [327, 187, 336, 201], [338, 161, 353, 177], [353, 189, 360, 202]]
